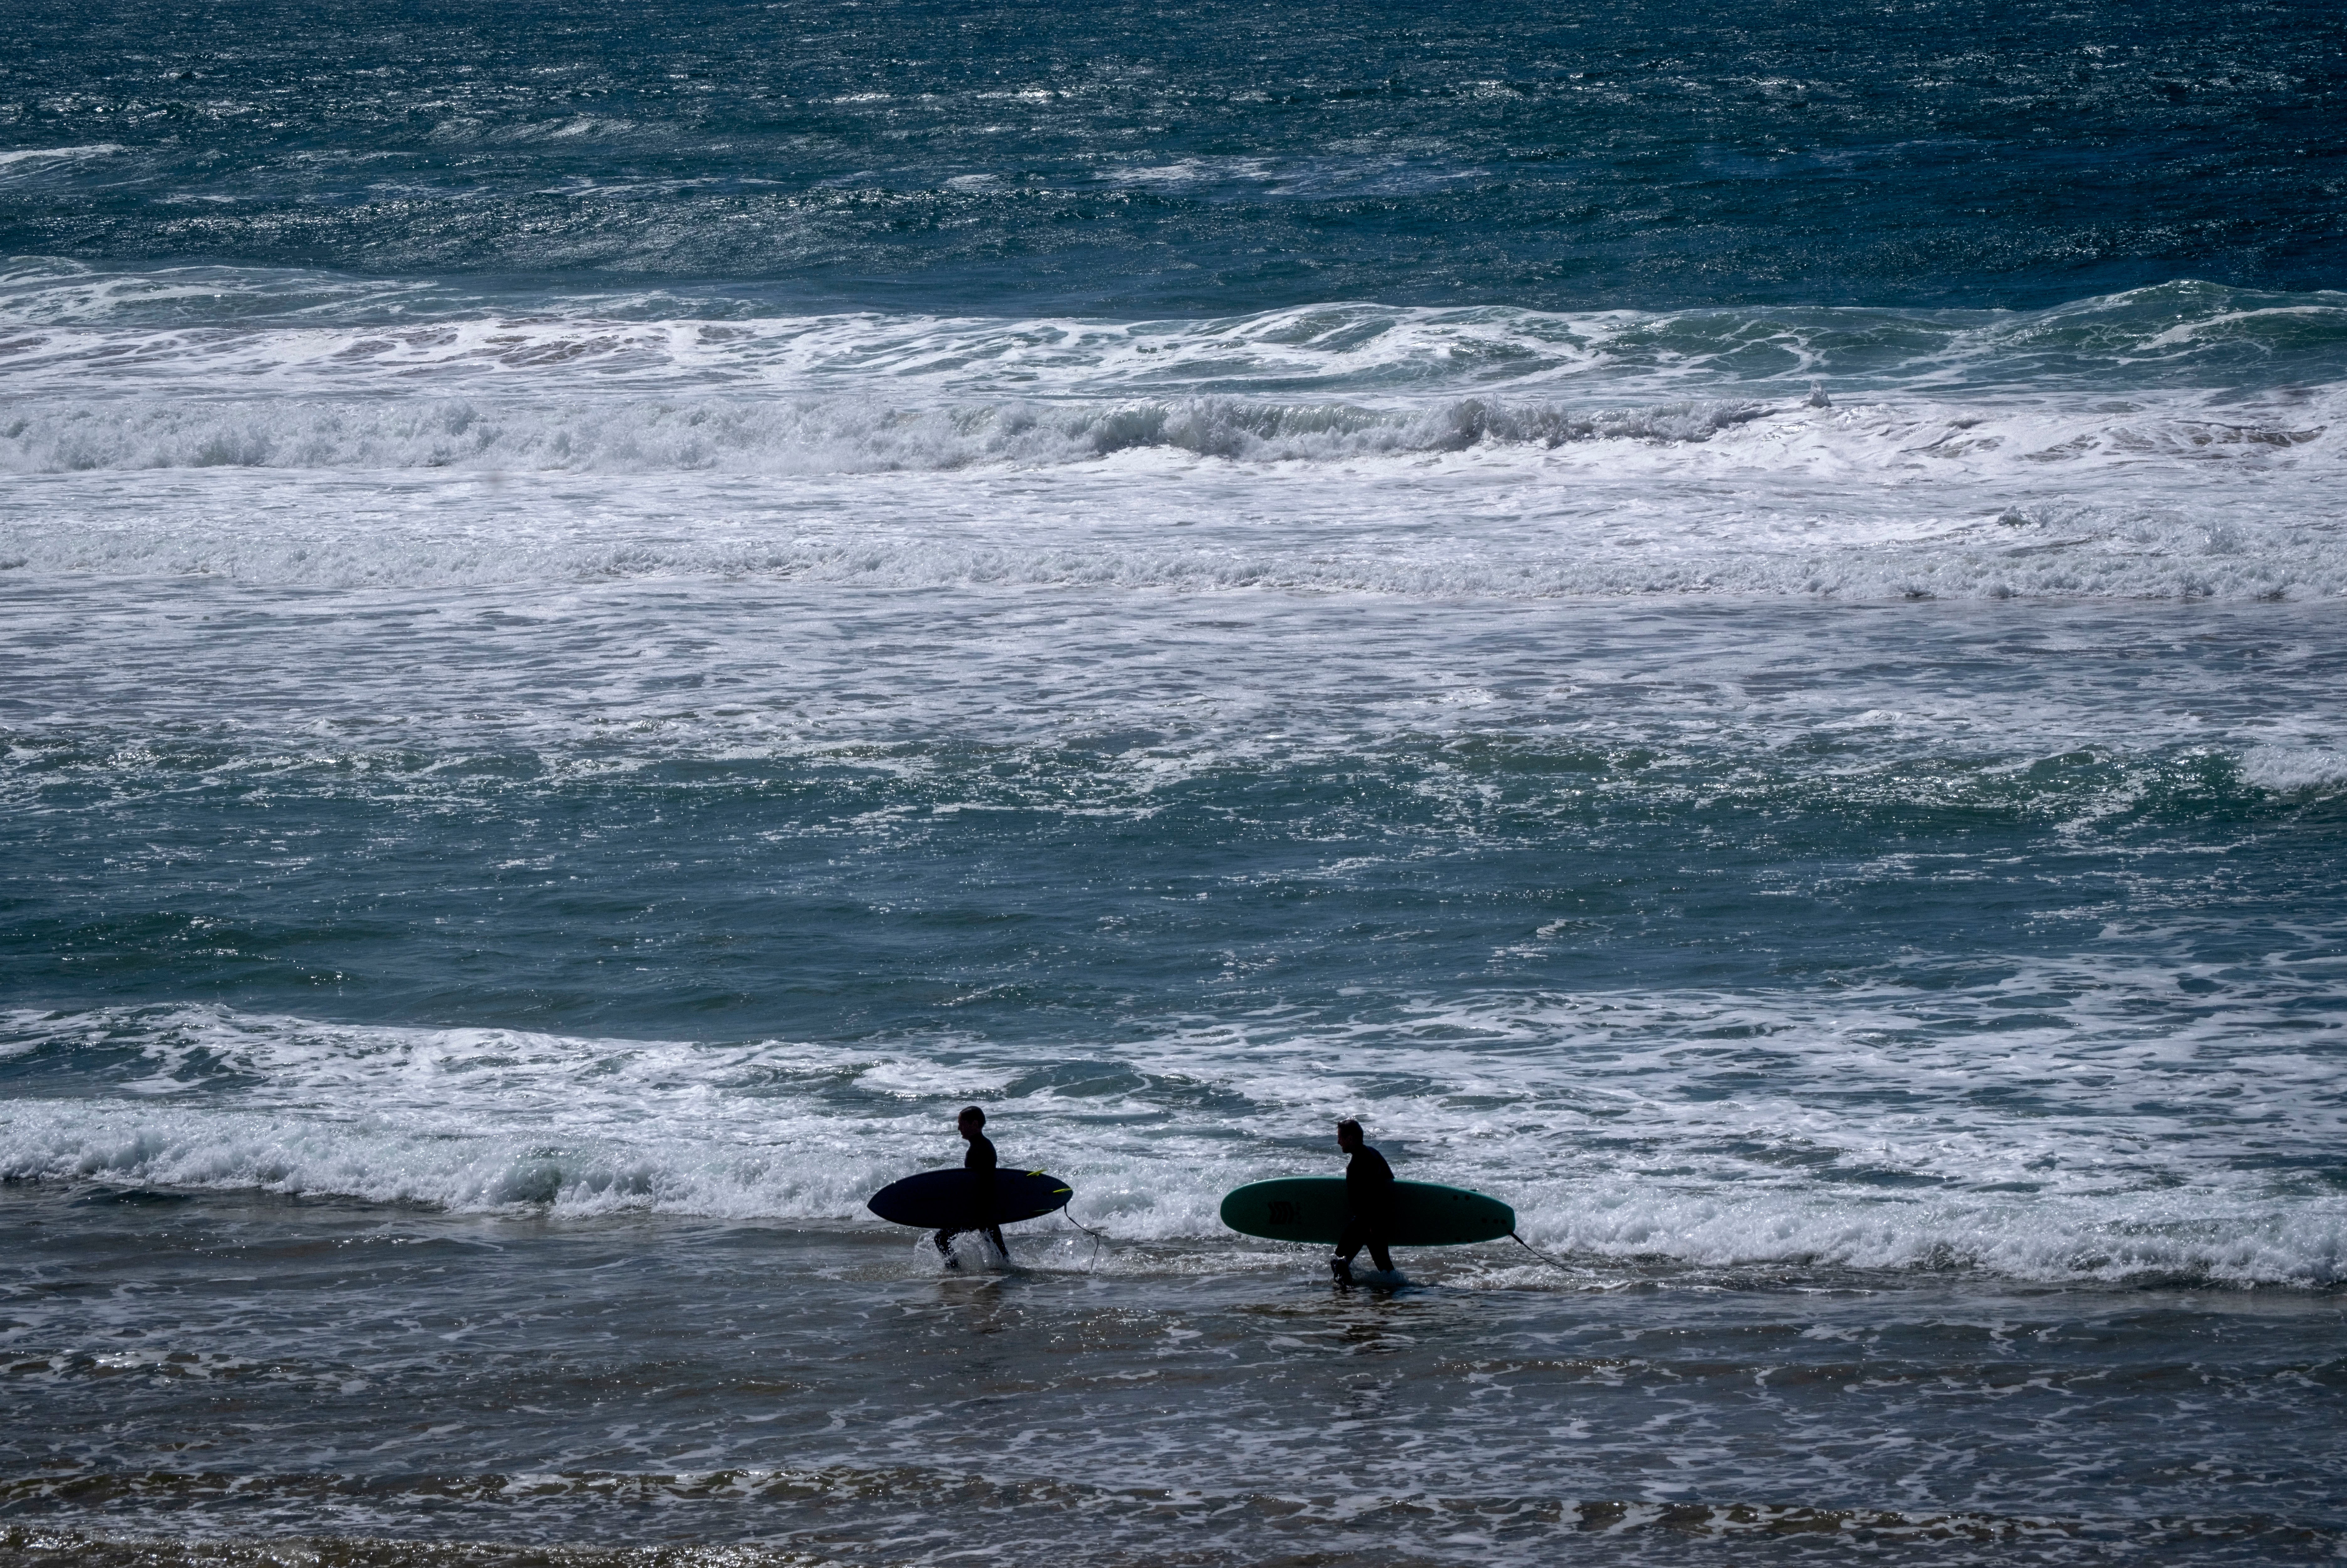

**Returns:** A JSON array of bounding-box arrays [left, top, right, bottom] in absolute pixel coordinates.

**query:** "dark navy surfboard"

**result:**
[[866, 1168, 1073, 1229]]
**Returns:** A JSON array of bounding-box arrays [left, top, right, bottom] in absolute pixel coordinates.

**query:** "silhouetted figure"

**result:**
[[1332, 1118, 1395, 1284], [935, 1105, 1007, 1266]]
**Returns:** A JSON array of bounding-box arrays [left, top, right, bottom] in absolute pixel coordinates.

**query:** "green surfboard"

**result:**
[[1219, 1177, 1515, 1247]]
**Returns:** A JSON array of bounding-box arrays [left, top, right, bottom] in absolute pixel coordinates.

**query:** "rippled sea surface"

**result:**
[[4, 0, 2346, 1564]]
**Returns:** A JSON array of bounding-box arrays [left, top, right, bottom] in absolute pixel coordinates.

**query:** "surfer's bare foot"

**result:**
[[1330, 1258, 1353, 1286]]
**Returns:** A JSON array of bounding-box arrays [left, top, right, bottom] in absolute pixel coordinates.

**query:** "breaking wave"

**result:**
[[0, 393, 1797, 474], [6, 992, 2344, 1288]]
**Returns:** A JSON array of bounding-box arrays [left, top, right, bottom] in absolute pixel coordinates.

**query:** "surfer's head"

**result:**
[[1335, 1119, 1363, 1152], [958, 1105, 986, 1136]]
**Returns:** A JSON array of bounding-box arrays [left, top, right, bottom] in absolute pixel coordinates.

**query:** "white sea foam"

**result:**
[[1, 267, 2336, 602], [0, 444, 2334, 602], [1, 561, 2335, 794], [4, 972, 2341, 1285], [2238, 745, 2347, 792]]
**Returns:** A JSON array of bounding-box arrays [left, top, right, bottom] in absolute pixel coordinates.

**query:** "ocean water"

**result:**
[[4, 1, 2347, 1564]]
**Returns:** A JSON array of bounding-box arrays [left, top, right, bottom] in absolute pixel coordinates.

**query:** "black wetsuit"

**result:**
[[934, 1131, 1007, 1260], [1334, 1143, 1396, 1275]]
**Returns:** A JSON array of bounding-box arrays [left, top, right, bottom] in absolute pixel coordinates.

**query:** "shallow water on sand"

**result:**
[[6, 1184, 2347, 1567]]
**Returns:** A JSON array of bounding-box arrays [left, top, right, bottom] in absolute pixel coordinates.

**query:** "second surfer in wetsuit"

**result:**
[[935, 1105, 1008, 1266], [1332, 1118, 1396, 1284]]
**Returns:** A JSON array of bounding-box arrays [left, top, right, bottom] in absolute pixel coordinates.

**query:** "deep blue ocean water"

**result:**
[[4, 3, 2346, 1565]]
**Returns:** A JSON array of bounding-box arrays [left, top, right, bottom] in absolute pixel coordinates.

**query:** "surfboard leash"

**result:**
[[1060, 1206, 1111, 1269], [1508, 1231, 1574, 1272]]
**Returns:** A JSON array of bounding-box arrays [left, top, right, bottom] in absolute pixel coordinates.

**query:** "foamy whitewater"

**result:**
[[5, 0, 2347, 1563]]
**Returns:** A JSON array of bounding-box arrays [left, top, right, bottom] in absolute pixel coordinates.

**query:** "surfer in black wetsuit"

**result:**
[[935, 1105, 1007, 1266], [1332, 1118, 1396, 1285]]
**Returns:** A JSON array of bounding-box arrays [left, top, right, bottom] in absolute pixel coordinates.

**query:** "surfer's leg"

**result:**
[[1332, 1219, 1365, 1283], [934, 1226, 961, 1258], [1366, 1232, 1394, 1274]]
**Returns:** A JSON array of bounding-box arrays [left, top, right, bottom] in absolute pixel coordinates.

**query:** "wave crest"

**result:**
[[0, 393, 1794, 474]]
